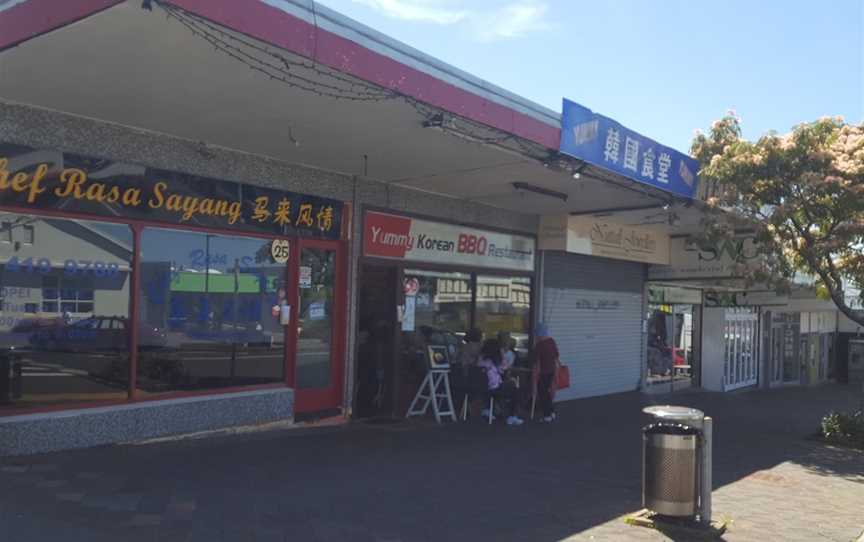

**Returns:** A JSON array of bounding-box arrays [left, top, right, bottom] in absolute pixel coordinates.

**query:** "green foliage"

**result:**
[[691, 114, 864, 325], [821, 410, 864, 449]]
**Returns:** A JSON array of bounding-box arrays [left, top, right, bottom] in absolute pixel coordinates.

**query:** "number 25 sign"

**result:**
[[270, 239, 291, 263]]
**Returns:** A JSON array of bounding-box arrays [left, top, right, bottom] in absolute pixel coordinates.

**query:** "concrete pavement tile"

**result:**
[[55, 491, 85, 502], [35, 479, 68, 488], [130, 513, 164, 527], [2, 386, 863, 542], [81, 494, 116, 508], [156, 525, 194, 542], [105, 493, 143, 512], [137, 494, 170, 514]]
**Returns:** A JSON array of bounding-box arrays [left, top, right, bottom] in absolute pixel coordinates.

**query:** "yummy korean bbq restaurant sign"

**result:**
[[559, 99, 699, 199], [363, 211, 535, 272], [0, 143, 342, 239]]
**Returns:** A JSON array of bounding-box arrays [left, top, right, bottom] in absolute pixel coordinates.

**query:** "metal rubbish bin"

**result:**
[[0, 347, 23, 404], [642, 406, 705, 518]]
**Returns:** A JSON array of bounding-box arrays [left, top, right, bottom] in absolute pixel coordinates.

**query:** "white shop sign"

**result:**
[[704, 289, 789, 307], [539, 215, 670, 265], [649, 235, 760, 280], [363, 211, 535, 272]]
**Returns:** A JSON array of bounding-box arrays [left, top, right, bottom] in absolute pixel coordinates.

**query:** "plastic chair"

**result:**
[[462, 365, 495, 424]]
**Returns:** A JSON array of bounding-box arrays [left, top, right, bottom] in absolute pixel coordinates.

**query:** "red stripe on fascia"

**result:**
[[166, 0, 561, 149], [0, 0, 123, 52]]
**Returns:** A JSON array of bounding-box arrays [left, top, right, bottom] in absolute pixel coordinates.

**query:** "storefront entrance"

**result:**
[[723, 307, 760, 390], [355, 264, 398, 418], [292, 240, 347, 415], [646, 303, 701, 392], [769, 312, 800, 386], [0, 143, 347, 418], [355, 210, 536, 419], [645, 286, 703, 393]]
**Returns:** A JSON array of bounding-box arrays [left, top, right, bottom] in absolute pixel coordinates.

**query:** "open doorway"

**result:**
[[355, 265, 398, 418], [646, 303, 701, 392]]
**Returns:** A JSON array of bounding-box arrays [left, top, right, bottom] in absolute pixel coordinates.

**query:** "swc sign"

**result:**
[[364, 211, 535, 272]]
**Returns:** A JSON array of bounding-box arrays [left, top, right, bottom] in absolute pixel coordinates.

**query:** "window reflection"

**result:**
[[400, 270, 471, 372], [297, 248, 336, 389], [138, 228, 286, 394], [475, 275, 531, 360], [0, 213, 132, 409]]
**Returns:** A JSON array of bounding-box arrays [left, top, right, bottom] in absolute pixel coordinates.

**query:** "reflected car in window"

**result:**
[[29, 316, 168, 352]]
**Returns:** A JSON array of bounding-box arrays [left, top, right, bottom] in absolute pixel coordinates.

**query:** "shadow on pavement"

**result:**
[[0, 385, 862, 542]]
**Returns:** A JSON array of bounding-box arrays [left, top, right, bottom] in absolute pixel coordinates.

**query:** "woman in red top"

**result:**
[[533, 322, 560, 422]]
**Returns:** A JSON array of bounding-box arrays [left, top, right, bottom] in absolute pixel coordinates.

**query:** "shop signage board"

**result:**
[[363, 211, 535, 272], [298, 266, 312, 288], [648, 235, 760, 280], [270, 239, 291, 263], [648, 285, 703, 305], [560, 99, 699, 199], [539, 215, 670, 265], [704, 289, 789, 307], [0, 143, 343, 239]]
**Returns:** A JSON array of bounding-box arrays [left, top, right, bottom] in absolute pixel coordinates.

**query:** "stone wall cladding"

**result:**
[[0, 388, 293, 456]]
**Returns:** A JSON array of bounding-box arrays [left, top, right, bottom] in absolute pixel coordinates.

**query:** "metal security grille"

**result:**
[[724, 307, 759, 390], [541, 252, 644, 400]]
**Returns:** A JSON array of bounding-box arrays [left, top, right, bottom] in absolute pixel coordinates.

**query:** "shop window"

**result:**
[[41, 276, 95, 315], [137, 228, 286, 395], [0, 220, 35, 244], [0, 212, 133, 411], [475, 275, 531, 360], [400, 270, 471, 373], [19, 224, 34, 245], [724, 307, 759, 390]]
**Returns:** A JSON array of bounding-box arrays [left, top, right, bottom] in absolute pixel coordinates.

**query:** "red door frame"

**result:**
[[289, 237, 348, 414]]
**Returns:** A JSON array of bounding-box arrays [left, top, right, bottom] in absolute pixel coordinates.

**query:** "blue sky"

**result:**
[[319, 0, 863, 153]]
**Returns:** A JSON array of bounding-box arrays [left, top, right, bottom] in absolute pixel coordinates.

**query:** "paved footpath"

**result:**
[[1, 385, 863, 542]]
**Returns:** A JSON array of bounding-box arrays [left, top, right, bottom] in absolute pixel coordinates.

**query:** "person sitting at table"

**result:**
[[498, 331, 516, 371], [477, 338, 524, 426], [450, 327, 483, 411], [458, 327, 484, 368]]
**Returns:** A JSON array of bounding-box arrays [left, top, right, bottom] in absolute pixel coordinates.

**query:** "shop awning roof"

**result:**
[[0, 0, 704, 223]]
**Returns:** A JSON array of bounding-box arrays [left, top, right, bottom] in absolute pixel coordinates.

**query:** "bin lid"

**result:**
[[642, 405, 704, 424]]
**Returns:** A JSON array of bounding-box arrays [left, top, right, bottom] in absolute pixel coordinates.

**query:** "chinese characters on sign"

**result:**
[[559, 99, 700, 198], [0, 143, 343, 240]]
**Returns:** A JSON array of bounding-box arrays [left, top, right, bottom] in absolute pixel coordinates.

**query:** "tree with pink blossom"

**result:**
[[691, 113, 864, 326]]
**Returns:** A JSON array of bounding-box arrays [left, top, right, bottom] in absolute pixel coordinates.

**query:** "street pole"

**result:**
[[230, 258, 239, 379], [204, 234, 211, 295], [701, 416, 713, 525]]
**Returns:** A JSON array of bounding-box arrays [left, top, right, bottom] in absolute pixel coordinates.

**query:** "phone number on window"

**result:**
[[3, 256, 122, 277]]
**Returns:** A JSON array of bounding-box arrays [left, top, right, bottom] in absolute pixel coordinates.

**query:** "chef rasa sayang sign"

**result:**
[[0, 144, 343, 239]]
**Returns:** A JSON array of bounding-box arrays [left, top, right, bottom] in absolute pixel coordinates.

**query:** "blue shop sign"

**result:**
[[560, 99, 699, 198]]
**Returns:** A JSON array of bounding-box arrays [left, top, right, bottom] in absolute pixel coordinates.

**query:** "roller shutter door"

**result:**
[[541, 252, 645, 400]]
